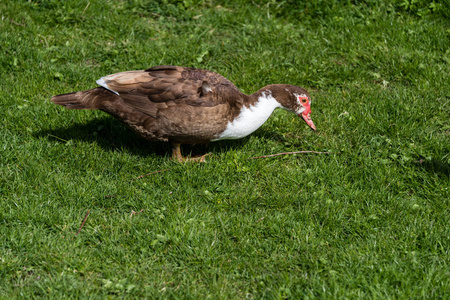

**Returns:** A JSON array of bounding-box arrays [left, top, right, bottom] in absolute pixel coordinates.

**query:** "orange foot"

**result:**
[[171, 143, 209, 163]]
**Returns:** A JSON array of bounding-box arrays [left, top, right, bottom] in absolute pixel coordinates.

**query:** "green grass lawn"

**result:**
[[1, 0, 449, 298]]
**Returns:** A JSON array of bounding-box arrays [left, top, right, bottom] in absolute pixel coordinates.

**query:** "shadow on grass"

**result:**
[[416, 158, 450, 177], [35, 117, 255, 159]]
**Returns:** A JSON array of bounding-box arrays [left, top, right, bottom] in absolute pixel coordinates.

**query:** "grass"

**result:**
[[1, 0, 449, 298]]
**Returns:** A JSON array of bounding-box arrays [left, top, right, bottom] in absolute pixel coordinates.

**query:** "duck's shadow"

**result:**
[[35, 117, 258, 158], [416, 158, 450, 177]]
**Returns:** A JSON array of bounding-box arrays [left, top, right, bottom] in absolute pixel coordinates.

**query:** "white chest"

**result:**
[[212, 93, 281, 141]]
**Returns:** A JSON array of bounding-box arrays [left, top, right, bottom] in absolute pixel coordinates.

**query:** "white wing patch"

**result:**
[[202, 81, 212, 93], [212, 92, 281, 141], [96, 77, 119, 95]]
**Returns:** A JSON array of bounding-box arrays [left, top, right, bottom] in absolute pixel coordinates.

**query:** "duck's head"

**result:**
[[272, 85, 316, 131]]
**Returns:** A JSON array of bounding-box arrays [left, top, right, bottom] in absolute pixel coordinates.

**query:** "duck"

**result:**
[[51, 65, 316, 162]]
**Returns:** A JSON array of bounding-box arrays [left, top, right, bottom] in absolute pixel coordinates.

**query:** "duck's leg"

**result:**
[[171, 142, 184, 163], [171, 142, 208, 163]]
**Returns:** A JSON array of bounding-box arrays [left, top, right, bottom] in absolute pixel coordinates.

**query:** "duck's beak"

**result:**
[[301, 112, 316, 131]]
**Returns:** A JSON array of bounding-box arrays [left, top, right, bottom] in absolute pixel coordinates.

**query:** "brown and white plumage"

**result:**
[[51, 65, 315, 161]]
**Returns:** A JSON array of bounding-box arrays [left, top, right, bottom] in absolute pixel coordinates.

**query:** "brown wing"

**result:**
[[99, 66, 240, 118], [146, 65, 239, 90]]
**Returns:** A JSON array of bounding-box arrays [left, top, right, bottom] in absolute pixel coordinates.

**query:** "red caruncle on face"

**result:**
[[297, 95, 315, 131]]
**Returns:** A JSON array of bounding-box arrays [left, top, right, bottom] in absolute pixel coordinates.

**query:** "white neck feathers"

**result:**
[[213, 92, 281, 141]]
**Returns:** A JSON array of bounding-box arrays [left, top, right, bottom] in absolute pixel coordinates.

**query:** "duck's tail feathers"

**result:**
[[51, 87, 116, 110]]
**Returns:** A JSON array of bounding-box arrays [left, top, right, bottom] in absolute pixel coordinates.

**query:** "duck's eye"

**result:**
[[300, 98, 308, 104]]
